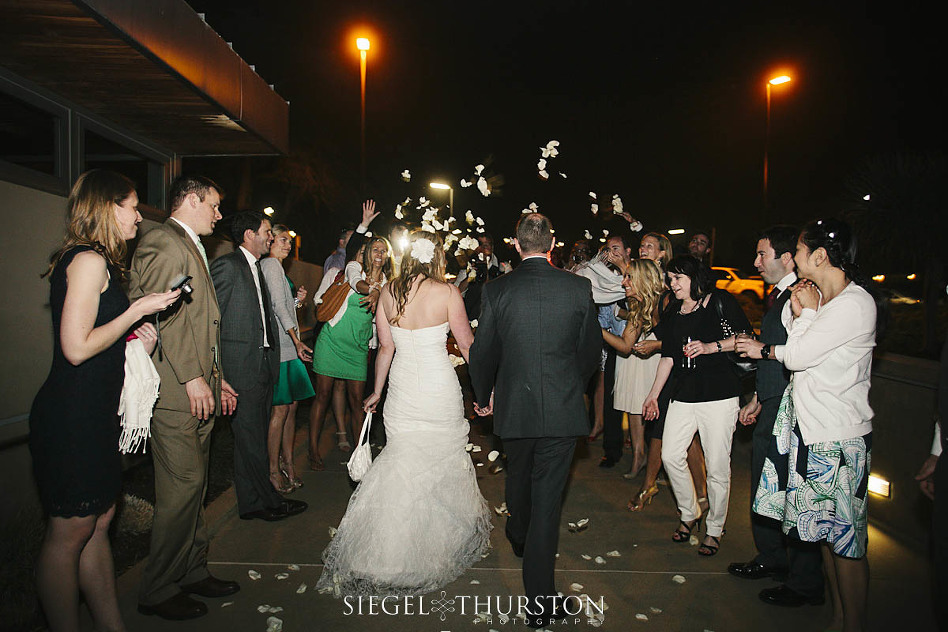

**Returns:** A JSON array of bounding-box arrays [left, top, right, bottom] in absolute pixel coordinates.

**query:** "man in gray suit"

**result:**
[[470, 213, 601, 629], [131, 176, 240, 620], [211, 211, 307, 521], [732, 225, 824, 607]]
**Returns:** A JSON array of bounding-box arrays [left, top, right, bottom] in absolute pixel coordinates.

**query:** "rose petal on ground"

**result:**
[[672, 574, 686, 584], [570, 583, 584, 592], [465, 443, 474, 452], [689, 534, 699, 546], [470, 579, 480, 584], [636, 613, 649, 621], [487, 450, 500, 462], [257, 605, 270, 613], [328, 526, 337, 539], [248, 570, 261, 580], [581, 554, 592, 560], [222, 602, 234, 608], [649, 607, 662, 614], [606, 550, 621, 557], [296, 583, 307, 594], [594, 556, 606, 565], [287, 564, 300, 571], [275, 573, 289, 580], [268, 607, 283, 614], [472, 445, 482, 453], [266, 616, 282, 632]]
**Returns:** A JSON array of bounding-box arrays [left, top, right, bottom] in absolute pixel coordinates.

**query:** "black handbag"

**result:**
[[711, 293, 757, 376]]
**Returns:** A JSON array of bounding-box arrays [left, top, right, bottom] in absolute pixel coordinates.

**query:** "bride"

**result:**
[[316, 230, 492, 597]]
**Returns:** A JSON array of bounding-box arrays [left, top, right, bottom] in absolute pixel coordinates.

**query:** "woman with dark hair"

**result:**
[[643, 255, 750, 556], [308, 233, 393, 470], [30, 170, 180, 631], [317, 230, 490, 596], [261, 224, 314, 492], [752, 219, 876, 632]]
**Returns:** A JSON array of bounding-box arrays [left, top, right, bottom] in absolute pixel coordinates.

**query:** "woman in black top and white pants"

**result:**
[[644, 255, 750, 556]]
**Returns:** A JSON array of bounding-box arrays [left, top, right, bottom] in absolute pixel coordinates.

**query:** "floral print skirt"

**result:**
[[752, 384, 871, 559]]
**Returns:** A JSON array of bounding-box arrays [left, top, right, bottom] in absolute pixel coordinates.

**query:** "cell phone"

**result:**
[[170, 274, 193, 294]]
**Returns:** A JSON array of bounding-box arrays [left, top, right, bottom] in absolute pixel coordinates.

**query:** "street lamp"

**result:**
[[763, 74, 792, 219], [357, 37, 370, 192], [429, 181, 454, 218]]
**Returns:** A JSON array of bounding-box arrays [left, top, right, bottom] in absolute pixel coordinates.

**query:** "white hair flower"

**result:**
[[410, 239, 436, 263]]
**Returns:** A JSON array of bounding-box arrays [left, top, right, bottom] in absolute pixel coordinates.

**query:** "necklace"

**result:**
[[679, 300, 700, 315]]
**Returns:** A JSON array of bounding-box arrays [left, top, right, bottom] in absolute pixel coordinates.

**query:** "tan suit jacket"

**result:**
[[129, 220, 222, 412]]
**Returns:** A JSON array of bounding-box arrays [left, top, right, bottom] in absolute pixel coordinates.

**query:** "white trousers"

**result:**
[[661, 397, 739, 538]]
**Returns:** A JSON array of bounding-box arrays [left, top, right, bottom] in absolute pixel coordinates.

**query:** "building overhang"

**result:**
[[0, 0, 289, 156]]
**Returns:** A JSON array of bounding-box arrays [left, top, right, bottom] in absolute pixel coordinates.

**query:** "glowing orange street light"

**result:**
[[357, 37, 371, 192], [764, 73, 792, 219]]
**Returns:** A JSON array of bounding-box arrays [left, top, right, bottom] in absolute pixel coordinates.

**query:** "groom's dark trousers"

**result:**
[[469, 254, 600, 625]]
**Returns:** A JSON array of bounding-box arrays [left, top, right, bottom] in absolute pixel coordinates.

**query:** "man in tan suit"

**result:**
[[129, 176, 239, 620]]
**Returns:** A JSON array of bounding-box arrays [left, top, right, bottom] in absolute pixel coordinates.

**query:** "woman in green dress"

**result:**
[[309, 235, 392, 470]]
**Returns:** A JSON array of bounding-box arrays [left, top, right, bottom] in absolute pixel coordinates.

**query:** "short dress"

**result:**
[[312, 291, 373, 381], [613, 331, 661, 415], [270, 272, 315, 405], [29, 245, 129, 517]]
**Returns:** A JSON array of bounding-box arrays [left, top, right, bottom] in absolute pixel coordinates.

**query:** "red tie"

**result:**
[[765, 287, 780, 312]]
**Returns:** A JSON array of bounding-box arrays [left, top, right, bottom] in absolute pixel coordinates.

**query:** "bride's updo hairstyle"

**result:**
[[389, 230, 446, 324]]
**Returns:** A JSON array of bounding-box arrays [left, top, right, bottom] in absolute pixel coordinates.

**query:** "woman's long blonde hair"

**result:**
[[625, 258, 664, 333], [44, 169, 135, 278], [388, 231, 446, 325]]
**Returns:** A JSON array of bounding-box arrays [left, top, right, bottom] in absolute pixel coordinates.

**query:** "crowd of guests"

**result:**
[[28, 169, 894, 632]]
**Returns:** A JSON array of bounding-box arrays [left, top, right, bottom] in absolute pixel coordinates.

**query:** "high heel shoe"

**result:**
[[622, 458, 646, 480], [336, 431, 352, 452], [698, 534, 721, 556], [279, 456, 304, 489], [627, 484, 659, 511], [672, 517, 701, 543], [308, 451, 325, 471], [269, 471, 293, 494]]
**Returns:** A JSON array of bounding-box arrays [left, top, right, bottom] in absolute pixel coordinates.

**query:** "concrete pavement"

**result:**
[[111, 419, 935, 632]]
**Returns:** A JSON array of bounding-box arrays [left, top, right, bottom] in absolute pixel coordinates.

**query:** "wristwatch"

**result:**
[[760, 344, 772, 360]]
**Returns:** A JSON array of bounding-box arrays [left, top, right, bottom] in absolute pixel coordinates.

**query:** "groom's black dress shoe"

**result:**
[[727, 560, 787, 580], [759, 585, 825, 607], [181, 575, 240, 598], [137, 593, 207, 620], [598, 456, 618, 468], [505, 528, 524, 558], [240, 499, 308, 522]]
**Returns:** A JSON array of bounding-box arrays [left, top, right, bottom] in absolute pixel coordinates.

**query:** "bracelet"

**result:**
[[715, 341, 723, 353]]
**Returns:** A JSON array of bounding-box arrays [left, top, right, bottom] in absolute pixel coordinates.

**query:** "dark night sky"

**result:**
[[185, 0, 945, 265]]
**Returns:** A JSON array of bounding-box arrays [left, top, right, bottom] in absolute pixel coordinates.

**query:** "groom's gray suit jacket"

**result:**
[[469, 256, 601, 438]]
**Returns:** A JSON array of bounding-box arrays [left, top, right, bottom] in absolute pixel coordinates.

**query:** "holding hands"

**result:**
[[632, 339, 662, 358], [738, 394, 762, 426]]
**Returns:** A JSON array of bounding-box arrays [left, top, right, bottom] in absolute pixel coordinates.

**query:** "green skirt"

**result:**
[[312, 292, 373, 381], [272, 358, 316, 405]]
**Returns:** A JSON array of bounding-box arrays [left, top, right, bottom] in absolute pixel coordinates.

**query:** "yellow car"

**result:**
[[711, 266, 765, 301]]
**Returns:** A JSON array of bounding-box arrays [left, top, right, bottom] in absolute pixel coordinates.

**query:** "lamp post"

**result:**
[[357, 37, 370, 193], [429, 181, 454, 218], [763, 74, 791, 220]]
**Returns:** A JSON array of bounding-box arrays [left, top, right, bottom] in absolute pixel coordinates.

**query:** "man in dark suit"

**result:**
[[131, 176, 240, 620], [211, 211, 307, 521], [469, 213, 601, 629], [732, 225, 824, 606]]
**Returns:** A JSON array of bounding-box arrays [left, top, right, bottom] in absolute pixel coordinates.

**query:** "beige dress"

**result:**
[[613, 331, 661, 414]]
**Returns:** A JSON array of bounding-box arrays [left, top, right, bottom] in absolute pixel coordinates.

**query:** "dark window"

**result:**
[[83, 128, 164, 207], [0, 90, 59, 176]]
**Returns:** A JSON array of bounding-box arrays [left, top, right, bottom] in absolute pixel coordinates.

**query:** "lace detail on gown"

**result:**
[[316, 322, 492, 597]]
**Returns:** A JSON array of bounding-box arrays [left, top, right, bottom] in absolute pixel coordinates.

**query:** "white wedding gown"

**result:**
[[316, 322, 492, 597]]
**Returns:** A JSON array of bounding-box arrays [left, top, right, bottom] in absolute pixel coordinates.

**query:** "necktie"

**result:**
[[196, 239, 210, 273], [765, 286, 780, 312], [255, 260, 274, 348]]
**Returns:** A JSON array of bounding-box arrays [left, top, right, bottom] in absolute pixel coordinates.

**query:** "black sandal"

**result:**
[[672, 518, 700, 543], [698, 535, 720, 556]]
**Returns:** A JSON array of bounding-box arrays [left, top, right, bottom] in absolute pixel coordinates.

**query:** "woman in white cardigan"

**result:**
[[748, 218, 877, 632], [261, 225, 315, 492]]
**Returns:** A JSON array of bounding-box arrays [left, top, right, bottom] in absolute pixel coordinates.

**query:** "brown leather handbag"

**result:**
[[316, 271, 350, 322]]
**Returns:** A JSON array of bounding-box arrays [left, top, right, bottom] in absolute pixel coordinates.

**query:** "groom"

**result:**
[[470, 213, 601, 628]]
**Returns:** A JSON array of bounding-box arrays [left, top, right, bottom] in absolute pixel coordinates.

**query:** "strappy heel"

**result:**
[[627, 484, 659, 512], [672, 517, 700, 543], [336, 431, 352, 452], [698, 534, 721, 556]]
